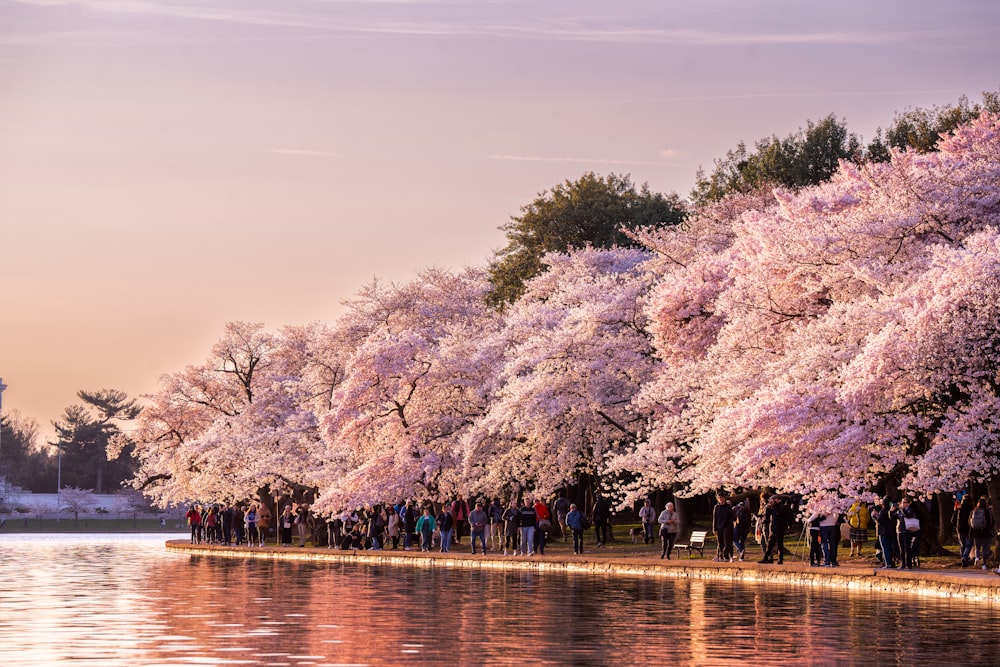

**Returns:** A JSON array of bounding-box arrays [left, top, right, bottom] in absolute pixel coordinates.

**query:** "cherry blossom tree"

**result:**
[[312, 267, 500, 514], [126, 321, 334, 506], [634, 112, 1000, 513], [464, 247, 660, 502]]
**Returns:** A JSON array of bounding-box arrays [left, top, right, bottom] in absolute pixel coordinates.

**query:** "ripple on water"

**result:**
[[3, 534, 1000, 666]]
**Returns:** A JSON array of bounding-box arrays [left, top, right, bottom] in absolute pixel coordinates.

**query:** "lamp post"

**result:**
[[0, 378, 7, 504]]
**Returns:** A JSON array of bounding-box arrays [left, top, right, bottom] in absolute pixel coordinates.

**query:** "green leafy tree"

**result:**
[[691, 114, 862, 205], [487, 172, 685, 305], [0, 412, 55, 493], [867, 88, 1000, 158], [52, 389, 141, 494]]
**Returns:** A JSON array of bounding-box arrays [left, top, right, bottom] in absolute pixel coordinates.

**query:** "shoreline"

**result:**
[[166, 540, 1000, 602]]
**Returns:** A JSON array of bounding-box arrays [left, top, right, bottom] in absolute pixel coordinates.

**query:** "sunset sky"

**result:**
[[1, 0, 998, 442]]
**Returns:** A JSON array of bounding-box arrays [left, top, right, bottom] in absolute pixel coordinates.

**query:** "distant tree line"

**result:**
[[1, 389, 138, 494]]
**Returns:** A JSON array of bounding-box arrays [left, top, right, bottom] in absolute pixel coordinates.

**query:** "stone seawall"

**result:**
[[166, 540, 1000, 602]]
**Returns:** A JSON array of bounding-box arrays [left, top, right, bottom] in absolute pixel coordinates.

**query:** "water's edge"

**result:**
[[167, 540, 1000, 601]]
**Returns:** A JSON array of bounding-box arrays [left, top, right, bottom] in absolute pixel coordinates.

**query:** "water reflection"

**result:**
[[0, 534, 997, 666]]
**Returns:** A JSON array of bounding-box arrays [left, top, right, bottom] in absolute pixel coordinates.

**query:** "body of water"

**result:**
[[0, 534, 996, 666]]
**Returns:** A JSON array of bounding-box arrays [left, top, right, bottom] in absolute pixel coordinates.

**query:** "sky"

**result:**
[[1, 0, 998, 443]]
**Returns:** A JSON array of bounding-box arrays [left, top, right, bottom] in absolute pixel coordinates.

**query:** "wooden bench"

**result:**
[[674, 530, 707, 558]]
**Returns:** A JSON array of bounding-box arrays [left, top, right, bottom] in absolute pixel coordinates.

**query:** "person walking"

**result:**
[[639, 499, 656, 545], [657, 502, 679, 559], [566, 503, 586, 554]]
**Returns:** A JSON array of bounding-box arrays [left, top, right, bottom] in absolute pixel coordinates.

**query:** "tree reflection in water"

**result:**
[[1, 535, 997, 666]]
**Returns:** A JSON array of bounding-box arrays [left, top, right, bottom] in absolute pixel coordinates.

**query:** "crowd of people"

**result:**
[[181, 490, 999, 573]]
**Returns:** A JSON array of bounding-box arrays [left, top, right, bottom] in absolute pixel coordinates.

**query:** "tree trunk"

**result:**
[[986, 477, 1000, 533], [936, 491, 953, 547]]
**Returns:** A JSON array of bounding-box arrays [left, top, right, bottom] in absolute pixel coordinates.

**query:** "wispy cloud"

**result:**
[[488, 154, 669, 167], [10, 0, 955, 46], [270, 148, 343, 158]]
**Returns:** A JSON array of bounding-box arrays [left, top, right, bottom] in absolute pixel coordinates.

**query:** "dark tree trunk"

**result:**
[[936, 491, 953, 547]]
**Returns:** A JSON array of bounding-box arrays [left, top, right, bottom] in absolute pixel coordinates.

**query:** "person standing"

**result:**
[[488, 498, 504, 551], [553, 494, 571, 542], [186, 505, 202, 544], [872, 497, 896, 568], [416, 508, 436, 552], [451, 495, 470, 544], [891, 497, 919, 569], [502, 499, 520, 556], [231, 505, 244, 546], [807, 513, 823, 566], [203, 506, 218, 544], [256, 504, 272, 547], [639, 499, 656, 545], [469, 502, 489, 554], [244, 505, 258, 548], [732, 500, 751, 561], [846, 500, 870, 557], [969, 496, 994, 569], [295, 506, 309, 547], [533, 498, 551, 555], [280, 506, 294, 547], [367, 505, 385, 550], [657, 502, 679, 559], [403, 501, 418, 551], [386, 507, 401, 550], [518, 500, 537, 556], [221, 504, 234, 546], [759, 496, 786, 564], [592, 494, 611, 547], [954, 493, 974, 567], [566, 503, 586, 554], [712, 494, 734, 562], [437, 505, 454, 553]]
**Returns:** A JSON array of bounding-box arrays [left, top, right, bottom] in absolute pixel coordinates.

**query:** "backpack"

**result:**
[[970, 508, 988, 530]]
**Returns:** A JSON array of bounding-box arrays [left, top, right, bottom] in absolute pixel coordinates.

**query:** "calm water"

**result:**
[[0, 534, 997, 666]]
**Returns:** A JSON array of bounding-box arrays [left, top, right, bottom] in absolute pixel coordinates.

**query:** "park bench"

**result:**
[[674, 530, 707, 558]]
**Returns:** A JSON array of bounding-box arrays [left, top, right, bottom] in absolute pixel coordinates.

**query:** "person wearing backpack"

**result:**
[[890, 497, 919, 570], [969, 496, 994, 569], [953, 494, 974, 567]]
